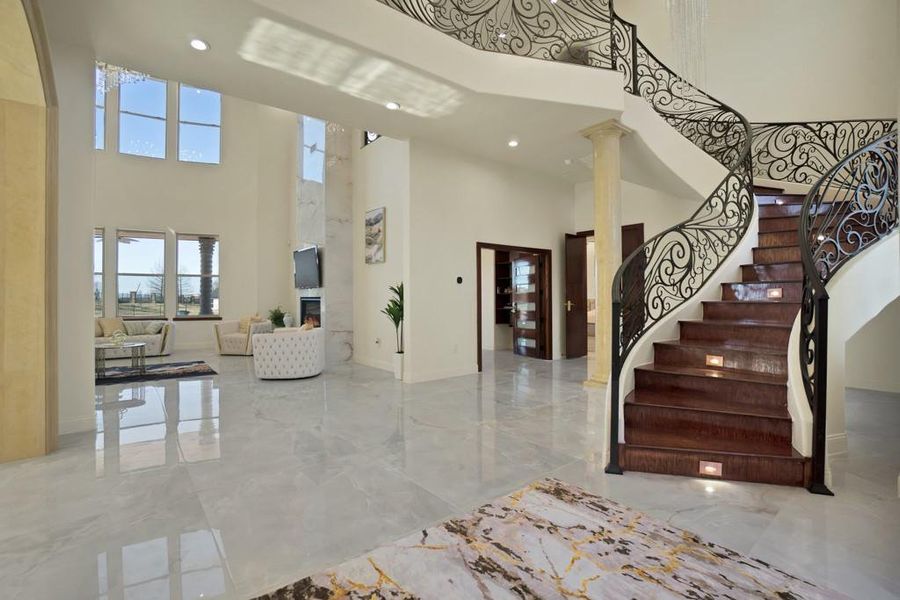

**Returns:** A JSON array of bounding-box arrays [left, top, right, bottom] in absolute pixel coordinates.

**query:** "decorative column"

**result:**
[[581, 119, 632, 386]]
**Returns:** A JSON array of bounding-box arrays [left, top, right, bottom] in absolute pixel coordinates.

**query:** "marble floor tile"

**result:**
[[0, 349, 897, 599]]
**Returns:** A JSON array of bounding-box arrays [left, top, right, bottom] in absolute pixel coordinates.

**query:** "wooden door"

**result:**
[[565, 234, 588, 358], [511, 252, 542, 358], [621, 223, 644, 260]]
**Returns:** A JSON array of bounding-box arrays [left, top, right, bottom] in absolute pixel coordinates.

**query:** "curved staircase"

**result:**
[[621, 187, 811, 487]]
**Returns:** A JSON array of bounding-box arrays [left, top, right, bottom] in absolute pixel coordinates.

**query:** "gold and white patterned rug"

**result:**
[[255, 478, 846, 599]]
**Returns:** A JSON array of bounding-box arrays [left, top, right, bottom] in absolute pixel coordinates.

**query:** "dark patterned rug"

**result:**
[[95, 360, 216, 385], [254, 478, 847, 599]]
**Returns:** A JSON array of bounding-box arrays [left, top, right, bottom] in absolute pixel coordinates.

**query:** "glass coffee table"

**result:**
[[95, 342, 147, 380]]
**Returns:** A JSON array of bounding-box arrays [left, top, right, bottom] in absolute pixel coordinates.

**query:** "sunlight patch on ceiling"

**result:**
[[239, 18, 463, 118]]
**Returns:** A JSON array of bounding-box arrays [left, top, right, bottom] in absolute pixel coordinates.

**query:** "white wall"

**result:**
[[845, 297, 900, 394], [52, 42, 98, 435], [53, 45, 297, 433], [615, 0, 898, 121], [574, 179, 699, 238], [352, 136, 410, 371], [405, 140, 573, 382], [92, 86, 297, 350]]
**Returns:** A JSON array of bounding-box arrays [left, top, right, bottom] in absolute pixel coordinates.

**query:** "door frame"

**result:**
[[476, 242, 553, 372]]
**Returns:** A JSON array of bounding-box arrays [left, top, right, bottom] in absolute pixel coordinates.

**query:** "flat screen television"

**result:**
[[293, 247, 321, 289]]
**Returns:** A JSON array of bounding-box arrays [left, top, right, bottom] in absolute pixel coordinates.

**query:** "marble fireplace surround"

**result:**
[[297, 119, 353, 364]]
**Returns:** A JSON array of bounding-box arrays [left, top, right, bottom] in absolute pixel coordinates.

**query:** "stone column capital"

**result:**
[[580, 119, 633, 142]]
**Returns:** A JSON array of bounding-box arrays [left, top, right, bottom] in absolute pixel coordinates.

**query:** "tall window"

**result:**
[[119, 77, 167, 158], [178, 85, 221, 164], [301, 116, 325, 183], [94, 229, 104, 316], [176, 234, 219, 317], [94, 67, 105, 150], [117, 231, 166, 317]]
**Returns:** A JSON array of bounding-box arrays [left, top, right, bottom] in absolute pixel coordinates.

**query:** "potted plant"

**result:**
[[381, 283, 404, 380], [269, 306, 286, 328]]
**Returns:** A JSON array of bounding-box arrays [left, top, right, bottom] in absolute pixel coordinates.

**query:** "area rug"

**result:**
[[95, 360, 216, 385], [255, 478, 847, 599]]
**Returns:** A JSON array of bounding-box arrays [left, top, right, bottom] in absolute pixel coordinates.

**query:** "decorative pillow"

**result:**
[[239, 315, 263, 334], [98, 317, 126, 337], [124, 321, 146, 335], [145, 321, 165, 335], [95, 319, 103, 338]]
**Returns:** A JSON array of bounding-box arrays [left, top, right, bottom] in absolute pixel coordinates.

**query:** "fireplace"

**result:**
[[299, 297, 321, 328]]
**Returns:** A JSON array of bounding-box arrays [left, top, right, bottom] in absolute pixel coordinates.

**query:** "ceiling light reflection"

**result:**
[[239, 18, 463, 118]]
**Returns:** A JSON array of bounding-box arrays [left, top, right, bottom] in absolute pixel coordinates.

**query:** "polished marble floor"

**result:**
[[0, 350, 897, 599]]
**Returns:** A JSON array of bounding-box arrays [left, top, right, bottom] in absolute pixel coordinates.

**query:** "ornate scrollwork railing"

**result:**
[[606, 35, 754, 473], [371, 0, 755, 476], [376, 0, 614, 68], [799, 131, 897, 495], [750, 120, 896, 185]]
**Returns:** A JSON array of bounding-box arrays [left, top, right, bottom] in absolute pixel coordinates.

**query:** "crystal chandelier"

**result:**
[[96, 61, 149, 92], [666, 0, 709, 90]]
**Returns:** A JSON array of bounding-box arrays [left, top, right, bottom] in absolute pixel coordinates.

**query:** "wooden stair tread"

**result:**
[[702, 300, 801, 307], [627, 390, 789, 419], [681, 318, 793, 329], [654, 339, 788, 356], [726, 278, 802, 285], [635, 363, 787, 386]]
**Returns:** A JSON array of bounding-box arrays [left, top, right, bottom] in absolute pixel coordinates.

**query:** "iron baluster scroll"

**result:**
[[799, 131, 897, 495], [751, 120, 896, 185], [377, 0, 614, 68]]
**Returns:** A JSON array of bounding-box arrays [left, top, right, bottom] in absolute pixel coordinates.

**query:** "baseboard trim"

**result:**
[[353, 355, 392, 372], [826, 432, 848, 457], [59, 414, 96, 435]]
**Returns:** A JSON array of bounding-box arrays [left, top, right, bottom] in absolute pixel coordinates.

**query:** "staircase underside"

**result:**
[[621, 189, 811, 487]]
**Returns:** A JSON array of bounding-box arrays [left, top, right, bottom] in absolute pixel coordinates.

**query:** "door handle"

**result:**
[[566, 300, 574, 312]]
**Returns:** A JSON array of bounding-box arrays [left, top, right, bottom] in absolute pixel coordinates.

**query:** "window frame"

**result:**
[[93, 228, 105, 316], [300, 115, 326, 183], [174, 232, 221, 320], [115, 229, 167, 319], [117, 76, 168, 159], [177, 84, 222, 165]]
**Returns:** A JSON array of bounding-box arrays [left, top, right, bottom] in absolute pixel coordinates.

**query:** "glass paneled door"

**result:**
[[511, 252, 543, 358]]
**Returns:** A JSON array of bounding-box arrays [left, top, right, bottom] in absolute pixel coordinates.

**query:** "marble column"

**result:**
[[580, 120, 632, 386]]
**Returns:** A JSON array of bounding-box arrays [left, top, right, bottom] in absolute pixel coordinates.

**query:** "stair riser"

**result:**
[[653, 343, 788, 376], [758, 231, 800, 248], [742, 263, 803, 282], [680, 322, 791, 349], [621, 445, 809, 487], [635, 369, 787, 410], [759, 216, 800, 233], [625, 404, 792, 455], [722, 282, 802, 302], [753, 246, 802, 264]]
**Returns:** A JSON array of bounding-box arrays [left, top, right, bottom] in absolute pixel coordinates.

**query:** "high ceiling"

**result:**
[[37, 0, 699, 194]]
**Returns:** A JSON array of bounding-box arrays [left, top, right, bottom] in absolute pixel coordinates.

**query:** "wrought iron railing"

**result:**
[[799, 131, 897, 495], [606, 26, 753, 475], [374, 0, 756, 476], [377, 0, 614, 68], [751, 120, 896, 185]]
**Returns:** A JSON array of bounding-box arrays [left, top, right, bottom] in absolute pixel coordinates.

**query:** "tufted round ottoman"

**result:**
[[251, 328, 324, 379]]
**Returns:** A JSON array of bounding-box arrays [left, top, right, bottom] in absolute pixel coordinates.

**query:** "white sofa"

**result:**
[[214, 320, 274, 355], [94, 318, 174, 358], [252, 328, 324, 379]]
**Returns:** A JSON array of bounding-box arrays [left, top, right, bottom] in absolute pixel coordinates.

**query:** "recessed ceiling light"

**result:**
[[190, 39, 210, 51], [507, 139, 519, 148], [385, 101, 401, 111]]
